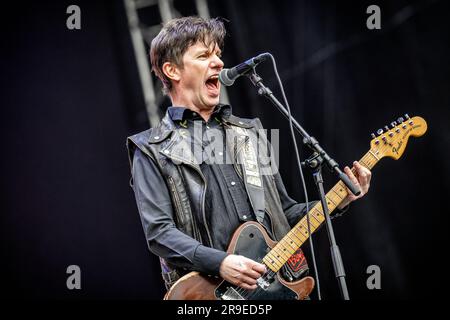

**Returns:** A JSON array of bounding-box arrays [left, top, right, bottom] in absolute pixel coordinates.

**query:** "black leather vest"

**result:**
[[127, 110, 299, 288]]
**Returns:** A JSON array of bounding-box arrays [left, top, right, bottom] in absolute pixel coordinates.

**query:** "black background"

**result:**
[[1, 0, 449, 300]]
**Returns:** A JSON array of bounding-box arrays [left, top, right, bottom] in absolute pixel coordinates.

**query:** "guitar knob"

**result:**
[[405, 113, 410, 119], [371, 133, 376, 139], [397, 117, 404, 123], [377, 128, 384, 135], [391, 121, 397, 128]]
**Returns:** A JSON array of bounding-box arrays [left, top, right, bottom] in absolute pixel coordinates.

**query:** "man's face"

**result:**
[[175, 41, 224, 111]]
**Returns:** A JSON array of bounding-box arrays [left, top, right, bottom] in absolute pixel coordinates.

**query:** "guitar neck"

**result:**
[[262, 150, 379, 273]]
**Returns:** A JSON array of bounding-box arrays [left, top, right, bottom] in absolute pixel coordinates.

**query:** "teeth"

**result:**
[[209, 75, 219, 80]]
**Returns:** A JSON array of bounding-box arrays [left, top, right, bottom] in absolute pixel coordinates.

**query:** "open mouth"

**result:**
[[205, 74, 220, 94]]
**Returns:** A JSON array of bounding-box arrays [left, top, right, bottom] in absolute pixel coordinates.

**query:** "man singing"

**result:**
[[126, 16, 371, 297]]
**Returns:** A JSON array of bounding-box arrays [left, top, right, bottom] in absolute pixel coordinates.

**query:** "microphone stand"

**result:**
[[245, 71, 359, 300]]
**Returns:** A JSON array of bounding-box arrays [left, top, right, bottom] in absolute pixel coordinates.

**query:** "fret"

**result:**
[[299, 219, 319, 237], [264, 261, 278, 273], [331, 188, 344, 200], [291, 228, 307, 242], [287, 229, 305, 243], [266, 248, 287, 267], [293, 229, 305, 242], [365, 151, 379, 170], [277, 243, 295, 256], [311, 210, 324, 226], [264, 253, 283, 269], [267, 250, 284, 265], [311, 215, 321, 228], [282, 238, 300, 251], [295, 224, 310, 239], [278, 246, 290, 258], [326, 196, 338, 209], [261, 150, 382, 272], [304, 214, 320, 229], [359, 158, 370, 169], [312, 207, 323, 216], [298, 220, 310, 233], [272, 245, 290, 261], [333, 182, 348, 199], [368, 150, 379, 161]]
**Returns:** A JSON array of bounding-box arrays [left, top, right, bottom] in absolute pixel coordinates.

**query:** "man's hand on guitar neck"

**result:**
[[338, 161, 372, 210], [219, 254, 266, 290]]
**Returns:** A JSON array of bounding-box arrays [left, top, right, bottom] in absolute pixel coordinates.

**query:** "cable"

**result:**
[[263, 53, 322, 300]]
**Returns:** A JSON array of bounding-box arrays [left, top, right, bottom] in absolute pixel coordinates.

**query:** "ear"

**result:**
[[162, 62, 181, 83]]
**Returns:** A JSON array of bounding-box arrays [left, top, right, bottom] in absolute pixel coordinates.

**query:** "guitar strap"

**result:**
[[229, 126, 265, 224], [285, 248, 309, 280]]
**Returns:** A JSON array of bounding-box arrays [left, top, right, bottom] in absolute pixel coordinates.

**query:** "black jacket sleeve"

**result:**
[[131, 149, 227, 276]]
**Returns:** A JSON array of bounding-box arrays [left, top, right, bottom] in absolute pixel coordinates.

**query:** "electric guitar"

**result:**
[[164, 115, 427, 300]]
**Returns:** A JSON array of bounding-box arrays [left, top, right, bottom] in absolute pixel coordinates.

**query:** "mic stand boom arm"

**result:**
[[245, 71, 361, 196], [246, 71, 358, 300]]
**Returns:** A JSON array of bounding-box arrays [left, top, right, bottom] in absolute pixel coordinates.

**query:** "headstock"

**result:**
[[370, 114, 427, 160]]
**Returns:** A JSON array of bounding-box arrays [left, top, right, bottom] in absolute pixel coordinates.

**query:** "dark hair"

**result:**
[[150, 16, 226, 94]]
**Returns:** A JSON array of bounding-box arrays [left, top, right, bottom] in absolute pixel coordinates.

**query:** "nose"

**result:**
[[210, 54, 224, 70]]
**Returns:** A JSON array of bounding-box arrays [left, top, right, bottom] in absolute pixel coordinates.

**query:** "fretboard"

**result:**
[[262, 150, 379, 272]]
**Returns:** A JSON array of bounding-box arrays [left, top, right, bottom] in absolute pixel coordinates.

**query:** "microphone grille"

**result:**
[[219, 69, 234, 86]]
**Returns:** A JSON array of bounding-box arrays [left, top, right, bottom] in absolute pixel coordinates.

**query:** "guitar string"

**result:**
[[232, 173, 356, 298], [229, 139, 393, 299], [233, 162, 369, 299]]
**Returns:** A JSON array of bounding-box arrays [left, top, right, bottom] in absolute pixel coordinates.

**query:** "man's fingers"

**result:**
[[344, 166, 359, 185], [239, 256, 266, 274], [344, 166, 354, 179], [241, 267, 262, 280], [354, 165, 367, 190], [249, 262, 266, 275], [221, 256, 267, 290], [340, 161, 372, 205], [236, 282, 258, 291], [220, 255, 264, 291], [240, 275, 258, 286], [353, 161, 371, 193], [344, 166, 361, 199], [230, 273, 258, 287]]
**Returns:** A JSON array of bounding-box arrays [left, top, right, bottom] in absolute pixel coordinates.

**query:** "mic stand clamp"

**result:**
[[246, 69, 353, 300]]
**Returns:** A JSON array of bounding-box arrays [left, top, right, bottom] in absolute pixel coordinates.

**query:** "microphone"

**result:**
[[219, 53, 270, 86]]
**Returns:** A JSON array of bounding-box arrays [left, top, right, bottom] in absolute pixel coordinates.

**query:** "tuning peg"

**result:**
[[391, 121, 397, 128], [371, 133, 376, 139], [405, 113, 410, 119], [397, 117, 404, 123], [377, 128, 384, 135]]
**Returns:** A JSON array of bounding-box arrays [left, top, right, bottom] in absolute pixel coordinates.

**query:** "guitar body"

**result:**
[[165, 221, 315, 300]]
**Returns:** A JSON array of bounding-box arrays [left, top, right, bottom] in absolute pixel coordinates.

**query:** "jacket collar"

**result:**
[[147, 104, 254, 145], [147, 112, 176, 144]]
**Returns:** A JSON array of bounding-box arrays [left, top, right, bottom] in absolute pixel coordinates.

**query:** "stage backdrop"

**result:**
[[1, 0, 448, 299]]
